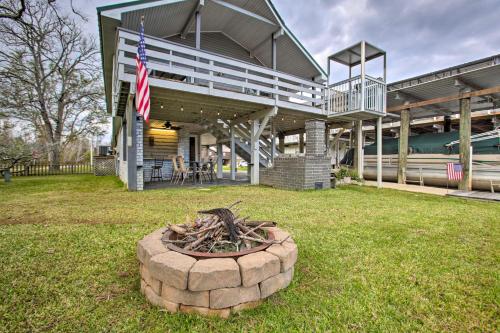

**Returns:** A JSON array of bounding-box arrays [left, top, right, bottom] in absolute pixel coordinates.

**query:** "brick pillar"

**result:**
[[136, 116, 144, 191], [305, 119, 326, 156]]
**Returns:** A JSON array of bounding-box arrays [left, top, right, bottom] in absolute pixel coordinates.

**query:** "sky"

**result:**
[[75, 0, 500, 83]]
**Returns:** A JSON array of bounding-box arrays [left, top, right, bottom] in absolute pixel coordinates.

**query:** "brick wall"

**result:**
[[260, 119, 331, 190]]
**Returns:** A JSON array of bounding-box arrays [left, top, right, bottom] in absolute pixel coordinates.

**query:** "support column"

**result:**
[[216, 143, 223, 179], [250, 119, 260, 184], [126, 97, 138, 191], [195, 11, 201, 49], [459, 97, 472, 191], [354, 120, 363, 178], [398, 108, 410, 184], [230, 127, 236, 181], [376, 116, 383, 188], [444, 115, 452, 132], [299, 133, 305, 153], [270, 121, 277, 163], [278, 133, 285, 153]]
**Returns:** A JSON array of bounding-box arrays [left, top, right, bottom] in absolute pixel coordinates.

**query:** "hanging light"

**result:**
[[160, 103, 164, 109], [217, 111, 220, 116], [293, 119, 296, 123], [180, 105, 184, 112], [200, 107, 203, 114]]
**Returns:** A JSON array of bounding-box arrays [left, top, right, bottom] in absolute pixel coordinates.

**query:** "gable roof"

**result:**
[[97, 0, 326, 113]]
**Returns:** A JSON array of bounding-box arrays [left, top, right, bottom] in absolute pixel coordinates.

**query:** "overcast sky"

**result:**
[[77, 0, 500, 82]]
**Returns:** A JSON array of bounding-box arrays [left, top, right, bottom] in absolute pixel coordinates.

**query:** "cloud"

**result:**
[[81, 0, 499, 82], [272, 0, 500, 82]]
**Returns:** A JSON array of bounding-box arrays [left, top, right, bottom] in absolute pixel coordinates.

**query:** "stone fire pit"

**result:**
[[137, 226, 297, 318]]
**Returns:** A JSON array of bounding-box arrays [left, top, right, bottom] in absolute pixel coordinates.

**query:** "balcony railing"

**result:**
[[326, 75, 386, 115], [113, 28, 326, 114]]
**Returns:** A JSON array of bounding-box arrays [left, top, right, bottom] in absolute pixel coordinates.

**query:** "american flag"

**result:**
[[446, 162, 463, 181], [135, 18, 150, 122]]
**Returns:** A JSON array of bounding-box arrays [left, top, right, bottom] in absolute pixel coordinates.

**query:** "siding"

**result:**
[[143, 127, 179, 159], [166, 32, 263, 66]]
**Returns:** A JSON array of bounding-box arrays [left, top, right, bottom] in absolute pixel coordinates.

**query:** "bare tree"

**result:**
[[0, 0, 85, 22], [0, 0, 107, 168]]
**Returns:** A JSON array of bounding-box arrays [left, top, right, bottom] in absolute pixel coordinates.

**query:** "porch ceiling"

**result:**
[[148, 86, 326, 135], [119, 0, 320, 79]]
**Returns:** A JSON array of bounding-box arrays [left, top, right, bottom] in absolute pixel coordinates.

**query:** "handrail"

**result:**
[[115, 28, 326, 111], [117, 28, 325, 90]]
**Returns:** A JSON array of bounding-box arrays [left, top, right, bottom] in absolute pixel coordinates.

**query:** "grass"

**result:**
[[0, 175, 499, 332]]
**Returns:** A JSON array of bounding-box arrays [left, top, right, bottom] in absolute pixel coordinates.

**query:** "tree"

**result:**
[[0, 121, 35, 176], [0, 0, 107, 168]]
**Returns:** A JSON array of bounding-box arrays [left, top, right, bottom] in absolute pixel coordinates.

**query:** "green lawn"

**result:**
[[0, 175, 498, 332]]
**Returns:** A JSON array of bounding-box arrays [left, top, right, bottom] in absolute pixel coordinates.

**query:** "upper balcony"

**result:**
[[326, 41, 387, 121], [112, 28, 326, 117], [326, 75, 386, 118]]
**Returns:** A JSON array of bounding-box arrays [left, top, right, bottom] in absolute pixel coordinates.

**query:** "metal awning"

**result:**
[[328, 41, 386, 67], [386, 54, 500, 121]]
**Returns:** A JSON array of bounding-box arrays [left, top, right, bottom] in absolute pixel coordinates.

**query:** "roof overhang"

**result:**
[[386, 55, 500, 121], [328, 41, 386, 67], [97, 0, 327, 115]]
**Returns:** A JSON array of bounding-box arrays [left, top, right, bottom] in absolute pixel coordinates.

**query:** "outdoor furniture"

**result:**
[[170, 157, 181, 183], [150, 159, 163, 182], [403, 167, 424, 186], [177, 156, 193, 185], [190, 161, 202, 185], [201, 161, 214, 182]]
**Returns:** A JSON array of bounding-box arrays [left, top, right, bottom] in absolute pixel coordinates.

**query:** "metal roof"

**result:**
[[385, 54, 500, 122], [328, 41, 385, 67]]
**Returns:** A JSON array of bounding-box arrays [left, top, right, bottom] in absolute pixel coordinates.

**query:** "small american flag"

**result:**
[[135, 17, 150, 122], [446, 162, 463, 181]]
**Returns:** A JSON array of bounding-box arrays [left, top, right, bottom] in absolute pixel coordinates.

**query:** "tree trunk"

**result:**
[[48, 144, 61, 171]]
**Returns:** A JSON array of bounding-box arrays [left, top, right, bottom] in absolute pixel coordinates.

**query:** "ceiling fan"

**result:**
[[163, 121, 182, 130]]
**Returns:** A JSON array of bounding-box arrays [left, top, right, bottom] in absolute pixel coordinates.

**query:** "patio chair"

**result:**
[[150, 159, 163, 182], [199, 162, 212, 183], [177, 156, 193, 185], [170, 156, 181, 183]]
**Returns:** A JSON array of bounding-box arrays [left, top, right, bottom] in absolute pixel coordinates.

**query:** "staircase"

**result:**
[[200, 118, 276, 168]]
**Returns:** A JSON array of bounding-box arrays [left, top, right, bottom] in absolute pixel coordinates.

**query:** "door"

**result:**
[[189, 137, 196, 162]]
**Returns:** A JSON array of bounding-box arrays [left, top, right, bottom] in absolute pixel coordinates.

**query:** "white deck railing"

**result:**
[[326, 75, 386, 115], [113, 28, 326, 114]]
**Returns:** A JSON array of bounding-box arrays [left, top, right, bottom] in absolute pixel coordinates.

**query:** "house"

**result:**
[[97, 0, 387, 190]]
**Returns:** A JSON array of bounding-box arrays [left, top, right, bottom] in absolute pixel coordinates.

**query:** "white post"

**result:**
[[216, 143, 223, 179], [360, 41, 366, 111], [356, 120, 363, 178], [250, 119, 260, 184], [377, 116, 383, 188], [230, 127, 236, 181]]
